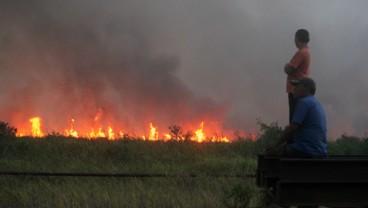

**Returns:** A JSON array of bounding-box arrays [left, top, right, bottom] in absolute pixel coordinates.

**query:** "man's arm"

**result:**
[[266, 123, 300, 151], [284, 63, 297, 75]]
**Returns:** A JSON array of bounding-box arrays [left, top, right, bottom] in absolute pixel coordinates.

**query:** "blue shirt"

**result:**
[[289, 95, 328, 156]]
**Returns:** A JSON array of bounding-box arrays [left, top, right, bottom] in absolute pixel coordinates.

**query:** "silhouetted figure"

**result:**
[[284, 29, 311, 123], [266, 77, 327, 158]]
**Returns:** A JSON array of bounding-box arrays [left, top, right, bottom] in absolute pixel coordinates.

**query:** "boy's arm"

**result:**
[[284, 63, 297, 75]]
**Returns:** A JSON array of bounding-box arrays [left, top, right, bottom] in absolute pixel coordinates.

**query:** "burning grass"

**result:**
[[14, 116, 232, 143]]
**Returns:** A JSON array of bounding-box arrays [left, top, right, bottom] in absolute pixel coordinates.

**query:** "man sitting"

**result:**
[[266, 77, 328, 157]]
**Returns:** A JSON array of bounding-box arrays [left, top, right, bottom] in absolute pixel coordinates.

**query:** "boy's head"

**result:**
[[295, 29, 310, 43]]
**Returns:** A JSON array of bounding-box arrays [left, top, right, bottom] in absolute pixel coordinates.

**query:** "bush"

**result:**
[[253, 120, 283, 154], [0, 121, 17, 138], [329, 134, 368, 155]]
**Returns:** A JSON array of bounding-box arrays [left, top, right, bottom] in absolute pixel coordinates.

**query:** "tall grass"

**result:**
[[0, 137, 264, 208], [1, 176, 263, 208], [1, 121, 368, 207]]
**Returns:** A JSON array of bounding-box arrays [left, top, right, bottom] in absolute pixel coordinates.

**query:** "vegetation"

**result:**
[[0, 120, 368, 207], [328, 134, 368, 155], [0, 121, 17, 138], [0, 137, 263, 207]]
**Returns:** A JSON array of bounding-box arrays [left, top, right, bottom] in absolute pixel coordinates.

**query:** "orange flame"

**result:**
[[148, 123, 158, 141], [89, 128, 106, 138], [94, 108, 103, 122], [29, 117, 44, 137], [193, 122, 205, 142], [211, 136, 230, 143], [164, 133, 171, 141], [119, 130, 125, 138], [65, 119, 78, 137], [108, 126, 114, 140], [16, 109, 232, 142]]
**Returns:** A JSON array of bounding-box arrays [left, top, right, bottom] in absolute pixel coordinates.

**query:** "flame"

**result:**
[[164, 133, 171, 141], [65, 119, 78, 137], [15, 109, 232, 142], [211, 136, 230, 143], [148, 123, 158, 141], [94, 108, 103, 121], [193, 122, 205, 142], [89, 128, 106, 138], [108, 126, 114, 140], [29, 117, 44, 137], [119, 130, 125, 138]]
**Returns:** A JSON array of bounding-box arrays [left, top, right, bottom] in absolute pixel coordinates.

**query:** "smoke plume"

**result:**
[[1, 0, 368, 139]]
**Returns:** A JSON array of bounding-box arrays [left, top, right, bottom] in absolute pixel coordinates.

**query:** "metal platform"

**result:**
[[257, 155, 368, 207]]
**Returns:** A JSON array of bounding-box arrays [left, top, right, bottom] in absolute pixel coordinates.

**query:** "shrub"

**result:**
[[253, 119, 283, 154], [0, 121, 17, 138], [329, 134, 368, 155]]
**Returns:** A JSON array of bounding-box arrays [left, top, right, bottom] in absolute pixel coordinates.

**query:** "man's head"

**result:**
[[291, 77, 316, 99], [295, 29, 310, 43]]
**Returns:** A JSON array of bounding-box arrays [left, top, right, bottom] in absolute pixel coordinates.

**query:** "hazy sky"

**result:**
[[0, 0, 367, 139]]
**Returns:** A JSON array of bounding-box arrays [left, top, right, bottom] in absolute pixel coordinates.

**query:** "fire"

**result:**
[[94, 108, 103, 122], [193, 122, 205, 142], [29, 117, 44, 137], [119, 130, 125, 138], [148, 123, 158, 141], [164, 133, 171, 141], [108, 127, 114, 140], [89, 128, 106, 138], [65, 119, 78, 137], [211, 136, 230, 143], [15, 109, 231, 142]]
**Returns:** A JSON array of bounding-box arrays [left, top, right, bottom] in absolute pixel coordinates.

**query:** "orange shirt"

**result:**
[[286, 47, 310, 93]]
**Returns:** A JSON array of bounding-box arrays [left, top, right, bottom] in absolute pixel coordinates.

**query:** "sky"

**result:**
[[0, 0, 367, 139]]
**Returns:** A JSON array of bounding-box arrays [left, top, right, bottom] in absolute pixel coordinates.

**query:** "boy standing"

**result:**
[[284, 29, 310, 123]]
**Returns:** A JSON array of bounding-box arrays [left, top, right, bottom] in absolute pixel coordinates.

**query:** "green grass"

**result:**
[[0, 176, 263, 208], [0, 137, 264, 208], [2, 120, 366, 207]]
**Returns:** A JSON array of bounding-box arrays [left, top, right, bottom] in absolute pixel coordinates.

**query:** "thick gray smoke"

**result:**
[[0, 0, 367, 139], [0, 0, 228, 135]]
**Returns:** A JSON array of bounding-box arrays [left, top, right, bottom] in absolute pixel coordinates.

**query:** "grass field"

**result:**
[[1, 120, 367, 207], [0, 137, 265, 208]]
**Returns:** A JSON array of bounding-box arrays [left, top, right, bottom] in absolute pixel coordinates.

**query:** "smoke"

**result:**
[[0, 0, 228, 135], [0, 0, 367, 139]]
